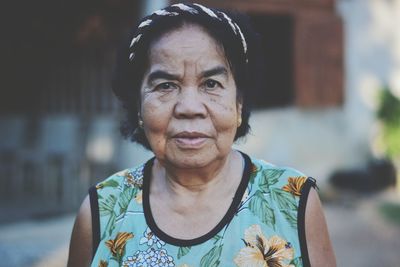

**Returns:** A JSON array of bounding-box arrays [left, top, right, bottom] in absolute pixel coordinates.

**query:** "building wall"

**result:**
[[233, 0, 400, 184]]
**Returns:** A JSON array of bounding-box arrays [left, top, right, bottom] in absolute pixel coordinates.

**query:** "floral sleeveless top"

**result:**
[[89, 152, 316, 267]]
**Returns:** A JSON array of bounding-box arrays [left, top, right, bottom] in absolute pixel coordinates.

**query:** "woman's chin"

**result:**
[[163, 145, 221, 169]]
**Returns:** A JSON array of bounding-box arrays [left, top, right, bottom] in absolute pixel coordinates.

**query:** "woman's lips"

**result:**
[[173, 132, 210, 148]]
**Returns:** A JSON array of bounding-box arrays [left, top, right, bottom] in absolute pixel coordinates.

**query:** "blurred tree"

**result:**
[[377, 87, 400, 192]]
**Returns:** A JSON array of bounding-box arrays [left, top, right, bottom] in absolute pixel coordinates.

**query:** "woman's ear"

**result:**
[[137, 100, 142, 123], [236, 100, 243, 127]]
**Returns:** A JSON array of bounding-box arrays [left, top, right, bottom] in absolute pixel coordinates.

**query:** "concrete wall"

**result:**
[[233, 0, 400, 184]]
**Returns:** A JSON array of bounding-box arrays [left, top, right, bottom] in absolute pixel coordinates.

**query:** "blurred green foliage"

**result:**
[[379, 202, 400, 226], [377, 88, 400, 159]]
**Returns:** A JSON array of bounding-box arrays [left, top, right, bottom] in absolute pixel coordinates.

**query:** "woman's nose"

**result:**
[[173, 87, 207, 119]]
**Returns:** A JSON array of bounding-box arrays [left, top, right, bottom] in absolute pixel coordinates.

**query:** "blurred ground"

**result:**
[[0, 193, 399, 267], [325, 192, 400, 267], [0, 215, 73, 267]]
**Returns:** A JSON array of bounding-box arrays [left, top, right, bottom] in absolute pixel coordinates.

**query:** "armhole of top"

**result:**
[[297, 177, 317, 267], [88, 185, 100, 261]]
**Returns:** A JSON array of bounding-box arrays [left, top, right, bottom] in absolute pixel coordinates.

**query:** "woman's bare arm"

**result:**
[[305, 188, 337, 266], [67, 195, 93, 267]]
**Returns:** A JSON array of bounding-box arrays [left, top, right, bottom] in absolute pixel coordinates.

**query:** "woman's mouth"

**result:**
[[173, 132, 209, 148]]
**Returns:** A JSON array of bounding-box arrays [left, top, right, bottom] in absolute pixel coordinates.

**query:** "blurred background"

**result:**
[[1, 0, 400, 266]]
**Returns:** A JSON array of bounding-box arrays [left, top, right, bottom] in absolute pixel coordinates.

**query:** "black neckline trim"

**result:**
[[89, 185, 100, 261], [298, 177, 317, 267], [142, 151, 252, 247]]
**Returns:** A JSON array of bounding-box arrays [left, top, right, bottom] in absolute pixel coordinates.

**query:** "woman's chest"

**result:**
[[93, 208, 303, 267], [150, 195, 233, 240]]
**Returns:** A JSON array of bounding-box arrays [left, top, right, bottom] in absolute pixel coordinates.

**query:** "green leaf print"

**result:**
[[248, 190, 275, 228], [118, 187, 136, 214], [259, 169, 285, 193], [212, 235, 222, 244], [100, 179, 119, 188], [101, 211, 117, 240], [177, 246, 191, 259], [281, 209, 297, 228], [99, 194, 117, 216], [271, 188, 297, 210], [290, 257, 303, 267], [108, 213, 116, 237], [200, 245, 223, 267]]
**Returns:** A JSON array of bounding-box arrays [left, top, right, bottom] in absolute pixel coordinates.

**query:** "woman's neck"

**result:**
[[152, 150, 242, 195]]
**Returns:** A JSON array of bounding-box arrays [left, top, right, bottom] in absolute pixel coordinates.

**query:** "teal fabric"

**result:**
[[91, 154, 314, 267]]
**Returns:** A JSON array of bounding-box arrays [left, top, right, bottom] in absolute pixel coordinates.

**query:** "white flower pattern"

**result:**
[[123, 247, 175, 267], [140, 227, 166, 248]]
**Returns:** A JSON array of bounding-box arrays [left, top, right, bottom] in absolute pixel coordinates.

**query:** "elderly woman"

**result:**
[[68, 3, 336, 267]]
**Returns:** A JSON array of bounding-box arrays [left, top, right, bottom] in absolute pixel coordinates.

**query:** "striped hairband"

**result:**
[[128, 3, 248, 63]]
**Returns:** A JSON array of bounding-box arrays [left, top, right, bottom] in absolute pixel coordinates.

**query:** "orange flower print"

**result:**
[[249, 163, 259, 184], [120, 167, 144, 189], [234, 225, 294, 267], [250, 163, 258, 175], [98, 260, 108, 267], [124, 172, 139, 187], [105, 232, 134, 257], [282, 176, 307, 197]]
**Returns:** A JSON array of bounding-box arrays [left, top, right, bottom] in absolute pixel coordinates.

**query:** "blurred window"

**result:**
[[190, 0, 344, 108], [249, 14, 295, 109]]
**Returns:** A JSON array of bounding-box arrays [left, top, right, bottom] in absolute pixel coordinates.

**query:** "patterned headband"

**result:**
[[128, 3, 248, 63]]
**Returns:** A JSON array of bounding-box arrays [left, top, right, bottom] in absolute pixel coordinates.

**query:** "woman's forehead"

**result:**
[[147, 24, 229, 70], [150, 23, 219, 50]]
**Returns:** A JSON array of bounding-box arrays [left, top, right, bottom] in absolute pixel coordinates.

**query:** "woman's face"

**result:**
[[140, 23, 242, 169]]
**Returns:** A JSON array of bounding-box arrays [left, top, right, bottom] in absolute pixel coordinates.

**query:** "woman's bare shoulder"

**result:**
[[305, 188, 337, 267], [67, 195, 93, 267]]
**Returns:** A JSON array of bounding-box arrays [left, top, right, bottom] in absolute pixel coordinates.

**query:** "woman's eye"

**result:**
[[155, 82, 176, 91], [204, 79, 221, 90]]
